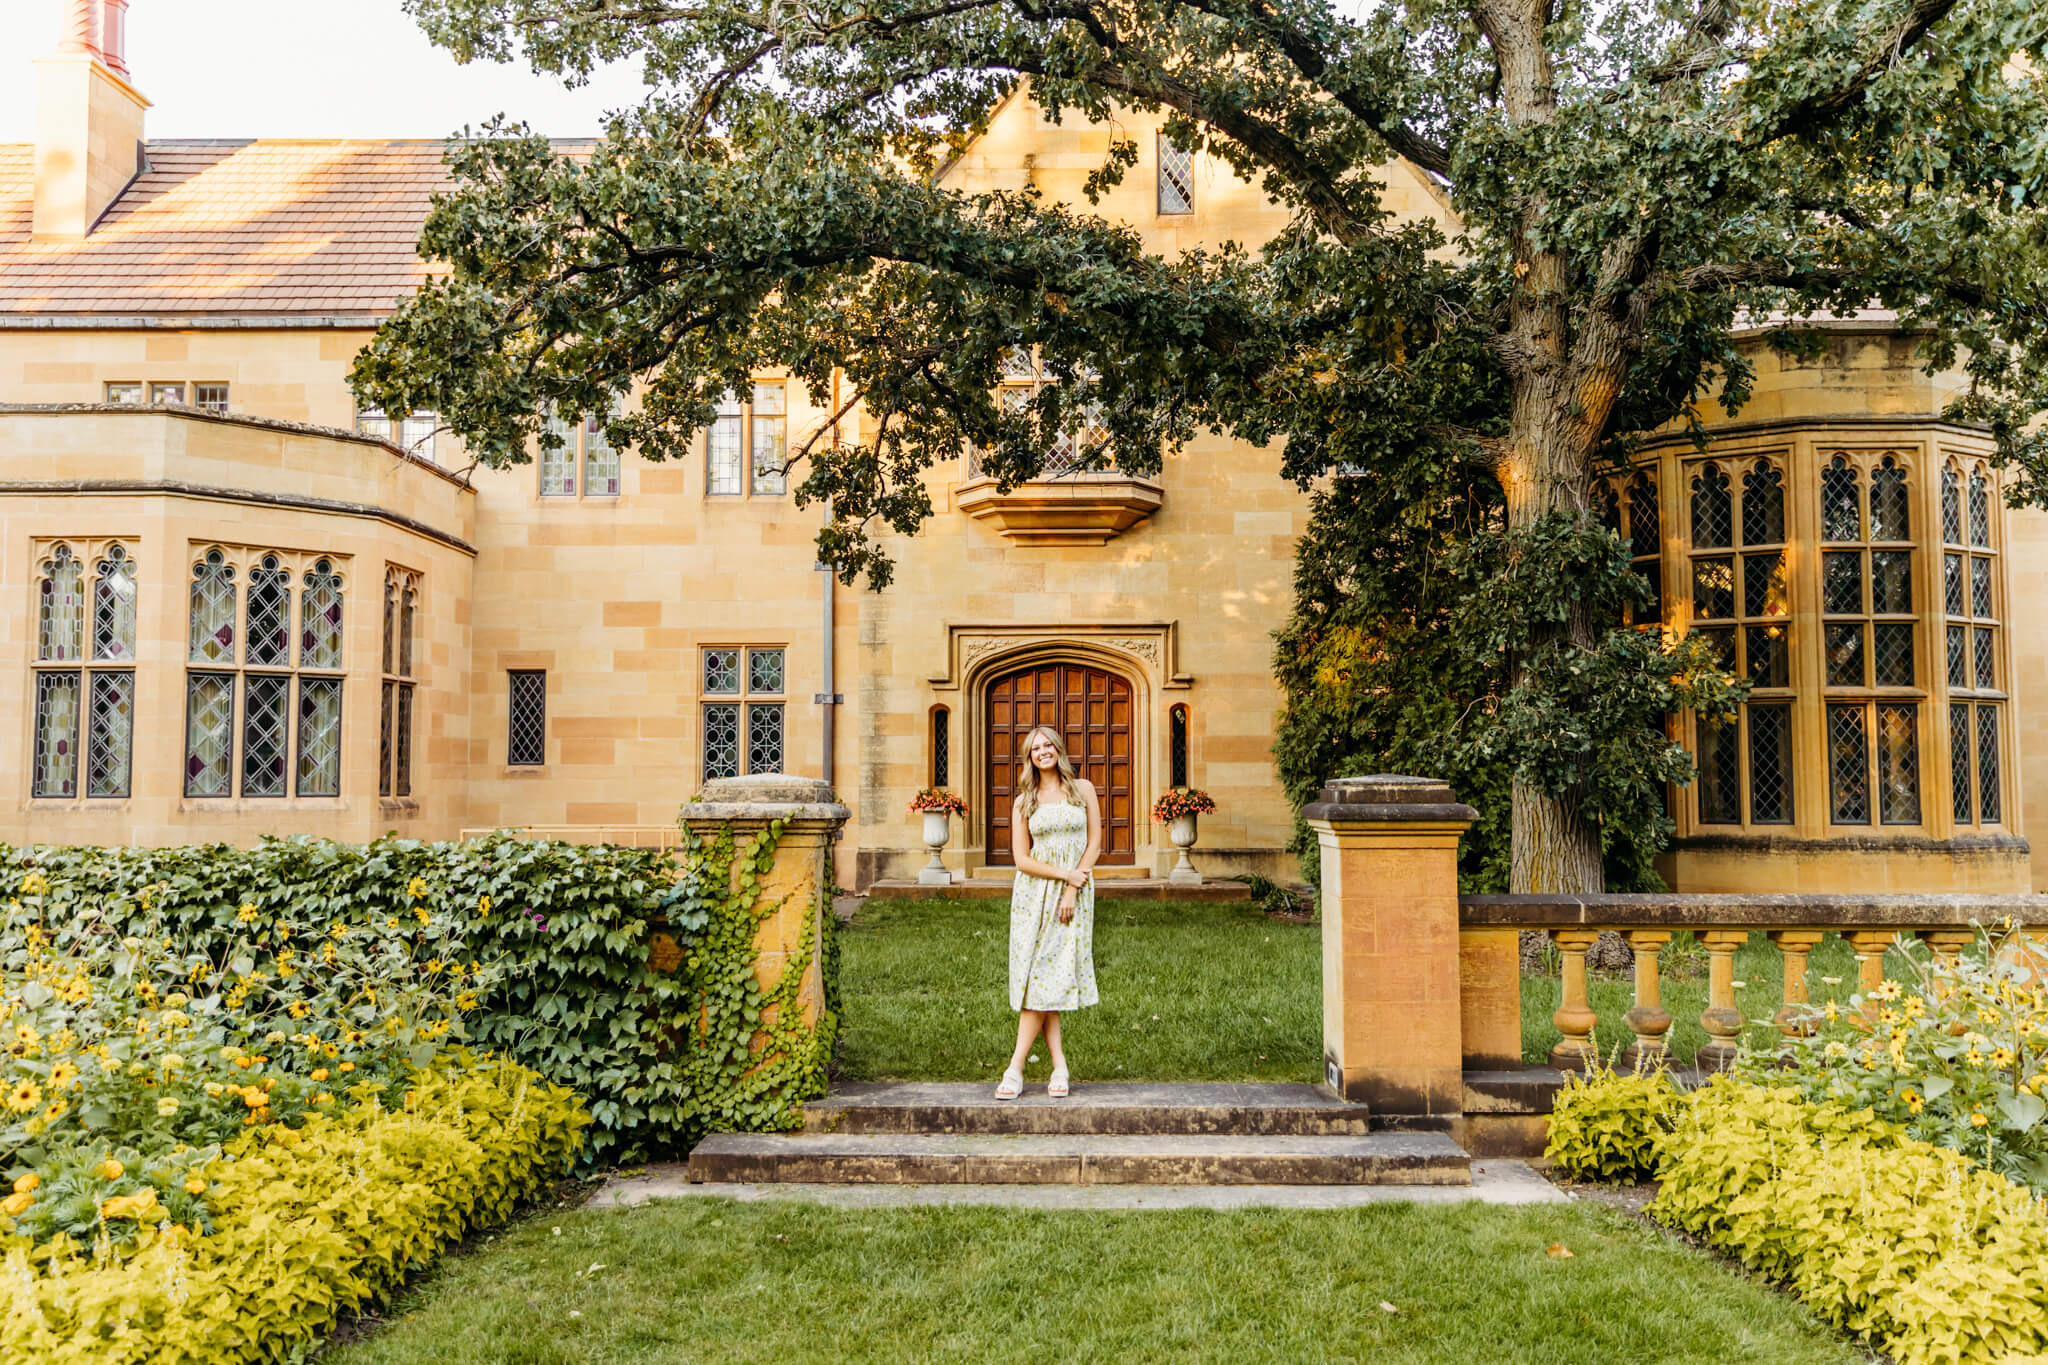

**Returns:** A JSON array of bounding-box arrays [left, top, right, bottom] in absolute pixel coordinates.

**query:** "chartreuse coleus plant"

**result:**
[[361, 0, 2048, 894], [0, 830, 838, 1165]]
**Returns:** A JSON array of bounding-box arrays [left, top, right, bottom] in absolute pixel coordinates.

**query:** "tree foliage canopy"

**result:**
[[357, 0, 2048, 888]]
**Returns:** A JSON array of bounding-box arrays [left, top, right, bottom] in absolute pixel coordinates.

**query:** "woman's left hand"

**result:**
[[1057, 891, 1076, 925]]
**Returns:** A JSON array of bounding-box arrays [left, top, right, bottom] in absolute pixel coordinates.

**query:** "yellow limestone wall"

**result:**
[[2, 99, 2043, 893]]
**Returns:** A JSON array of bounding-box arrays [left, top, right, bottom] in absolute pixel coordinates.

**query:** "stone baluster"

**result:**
[[1770, 930, 1825, 1037], [1696, 930, 1748, 1072], [1847, 930, 1895, 1015], [1549, 929, 1601, 1072], [1621, 930, 1672, 1073]]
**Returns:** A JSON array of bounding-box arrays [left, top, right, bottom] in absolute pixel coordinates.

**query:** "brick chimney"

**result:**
[[34, 0, 148, 240]]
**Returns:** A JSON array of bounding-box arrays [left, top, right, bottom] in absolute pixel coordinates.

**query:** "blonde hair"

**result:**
[[1015, 725, 1081, 827]]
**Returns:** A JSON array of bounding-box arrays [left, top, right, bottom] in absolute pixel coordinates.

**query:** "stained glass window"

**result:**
[[704, 644, 787, 778], [1158, 135, 1194, 214], [586, 415, 620, 496], [189, 549, 236, 664], [748, 648, 785, 694], [702, 703, 739, 779], [39, 544, 84, 662], [33, 671, 81, 798], [91, 546, 136, 662], [747, 704, 785, 773], [703, 648, 741, 694], [933, 706, 952, 787], [509, 670, 547, 765]]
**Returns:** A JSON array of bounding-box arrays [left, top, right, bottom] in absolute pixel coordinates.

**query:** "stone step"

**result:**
[[864, 878, 1250, 902], [687, 1131, 1470, 1187], [805, 1082, 1373, 1137]]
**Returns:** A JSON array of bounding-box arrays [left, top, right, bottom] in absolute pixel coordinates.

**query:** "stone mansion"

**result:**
[[3, 11, 2043, 894]]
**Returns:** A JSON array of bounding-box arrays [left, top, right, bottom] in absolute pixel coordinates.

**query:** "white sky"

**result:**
[[0, 0, 655, 142]]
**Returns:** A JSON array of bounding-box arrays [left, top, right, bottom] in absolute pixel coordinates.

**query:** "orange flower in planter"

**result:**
[[908, 788, 968, 817], [1150, 788, 1216, 822]]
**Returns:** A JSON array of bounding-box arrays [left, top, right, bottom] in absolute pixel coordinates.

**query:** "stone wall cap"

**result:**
[[1318, 775, 1457, 805], [696, 774, 841, 805]]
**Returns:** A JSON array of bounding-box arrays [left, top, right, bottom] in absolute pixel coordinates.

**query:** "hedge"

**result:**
[[1, 830, 836, 1165], [1, 1058, 589, 1364], [1551, 1073, 2048, 1365]]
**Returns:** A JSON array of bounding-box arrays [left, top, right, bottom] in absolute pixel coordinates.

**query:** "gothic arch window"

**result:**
[[33, 542, 137, 800], [381, 567, 421, 799], [1624, 471, 1662, 625]]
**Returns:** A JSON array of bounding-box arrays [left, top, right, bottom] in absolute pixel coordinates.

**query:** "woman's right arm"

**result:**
[[1009, 796, 1085, 883]]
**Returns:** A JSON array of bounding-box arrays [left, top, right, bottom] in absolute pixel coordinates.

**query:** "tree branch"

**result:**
[[1743, 0, 1962, 145]]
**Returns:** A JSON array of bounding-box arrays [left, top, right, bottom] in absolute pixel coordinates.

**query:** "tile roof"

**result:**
[[0, 139, 582, 318]]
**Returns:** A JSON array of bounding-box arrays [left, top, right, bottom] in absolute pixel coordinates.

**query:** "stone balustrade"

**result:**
[[1459, 894, 2048, 1073]]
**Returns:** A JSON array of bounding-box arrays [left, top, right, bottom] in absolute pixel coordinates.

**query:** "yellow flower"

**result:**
[[330, 922, 347, 939], [1970, 1110, 1990, 1128], [1903, 995, 1926, 1019], [156, 1096, 180, 1117], [477, 895, 492, 918], [1967, 1049, 1985, 1067], [1824, 1041, 1850, 1060], [456, 991, 478, 1012], [310, 1068, 329, 1082], [386, 917, 399, 928], [1992, 1048, 2016, 1069], [339, 1061, 354, 1074], [94, 1158, 123, 1181], [163, 992, 188, 1009], [18, 871, 48, 896], [184, 1176, 207, 1196], [426, 958, 443, 974], [407, 876, 428, 900], [1872, 980, 1902, 1002], [311, 1092, 333, 1106], [50, 1062, 79, 1090], [322, 943, 337, 964], [288, 1001, 310, 1019], [12, 1173, 39, 1195], [1903, 1090, 1924, 1114], [236, 903, 258, 924], [40, 1099, 66, 1123], [1, 1190, 32, 1217], [6, 1080, 43, 1113], [203, 1082, 224, 1097], [414, 905, 431, 925], [99, 1189, 158, 1220]]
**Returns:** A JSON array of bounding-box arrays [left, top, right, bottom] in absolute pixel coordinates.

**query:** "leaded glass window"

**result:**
[[1696, 718, 1741, 825], [1690, 464, 1732, 548], [585, 415, 620, 496], [508, 670, 547, 765], [1877, 703, 1920, 825], [356, 406, 440, 463], [1740, 465, 1785, 546], [241, 673, 290, 797], [1821, 457, 1861, 541], [182, 546, 348, 798], [1169, 705, 1190, 790], [933, 706, 952, 787], [707, 393, 745, 496], [540, 412, 577, 496], [39, 544, 84, 661], [381, 567, 420, 798], [751, 381, 787, 496], [296, 677, 343, 797], [37, 541, 136, 801], [1158, 134, 1194, 214], [184, 672, 234, 797], [33, 671, 81, 798], [1945, 460, 2005, 828], [86, 671, 133, 798], [189, 549, 236, 663], [1869, 458, 1910, 541], [300, 560, 344, 670], [703, 644, 787, 778], [1595, 481, 1621, 535], [246, 555, 292, 667], [92, 546, 136, 662], [977, 348, 1108, 481], [1748, 704, 1793, 824], [1827, 704, 1871, 824], [1625, 472, 1662, 625]]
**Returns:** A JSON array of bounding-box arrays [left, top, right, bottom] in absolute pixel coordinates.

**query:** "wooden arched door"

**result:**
[[986, 662, 1135, 865]]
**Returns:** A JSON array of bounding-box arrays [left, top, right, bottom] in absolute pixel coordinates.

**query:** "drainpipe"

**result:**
[[816, 367, 843, 788]]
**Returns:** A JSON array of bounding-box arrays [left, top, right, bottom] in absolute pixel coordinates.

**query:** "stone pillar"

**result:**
[[1303, 775, 1477, 1119], [680, 775, 850, 1029]]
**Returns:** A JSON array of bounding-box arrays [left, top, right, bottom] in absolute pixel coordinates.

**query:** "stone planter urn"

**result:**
[[919, 810, 954, 885], [1165, 814, 1202, 886]]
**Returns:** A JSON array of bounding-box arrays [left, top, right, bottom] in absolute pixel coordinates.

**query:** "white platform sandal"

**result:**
[[995, 1068, 1024, 1100], [1047, 1066, 1070, 1099]]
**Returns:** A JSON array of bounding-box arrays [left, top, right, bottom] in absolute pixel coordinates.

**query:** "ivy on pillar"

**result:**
[[1301, 775, 1476, 1120]]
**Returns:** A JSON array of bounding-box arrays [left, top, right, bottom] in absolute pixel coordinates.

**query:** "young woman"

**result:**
[[997, 724, 1101, 1099]]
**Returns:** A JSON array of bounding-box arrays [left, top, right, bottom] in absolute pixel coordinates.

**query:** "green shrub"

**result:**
[[0, 1057, 587, 1364], [1655, 1079, 2048, 1365], [1543, 1067, 1681, 1181], [1, 829, 835, 1165], [1743, 923, 2048, 1191]]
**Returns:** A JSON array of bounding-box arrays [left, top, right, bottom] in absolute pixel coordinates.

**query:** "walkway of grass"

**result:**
[[836, 897, 1322, 1083], [837, 896, 1903, 1078], [325, 1197, 1866, 1365]]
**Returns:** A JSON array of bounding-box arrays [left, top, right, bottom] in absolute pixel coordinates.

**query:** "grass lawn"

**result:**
[[323, 1196, 1867, 1365], [837, 895, 1908, 1078], [836, 896, 1323, 1083]]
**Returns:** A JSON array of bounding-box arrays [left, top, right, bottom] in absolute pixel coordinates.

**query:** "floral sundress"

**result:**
[[1008, 800, 1098, 1012]]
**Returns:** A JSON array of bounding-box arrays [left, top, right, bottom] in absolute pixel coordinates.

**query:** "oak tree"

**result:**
[[356, 0, 2048, 893]]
